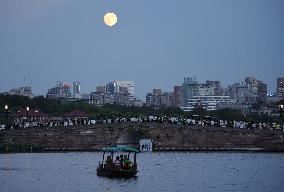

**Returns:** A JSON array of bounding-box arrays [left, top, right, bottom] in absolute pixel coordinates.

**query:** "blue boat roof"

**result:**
[[102, 146, 139, 153]]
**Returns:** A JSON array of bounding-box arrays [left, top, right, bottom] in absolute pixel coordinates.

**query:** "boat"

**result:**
[[96, 146, 139, 178]]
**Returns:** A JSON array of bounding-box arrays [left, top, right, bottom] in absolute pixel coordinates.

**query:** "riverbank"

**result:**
[[1, 123, 284, 153], [1, 143, 284, 153]]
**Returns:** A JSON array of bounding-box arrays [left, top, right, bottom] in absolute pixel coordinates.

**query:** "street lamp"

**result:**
[[26, 106, 30, 122], [4, 105, 9, 128]]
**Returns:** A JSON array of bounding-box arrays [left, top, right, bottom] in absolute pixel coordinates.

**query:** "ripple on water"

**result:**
[[0, 167, 23, 171], [0, 152, 284, 192]]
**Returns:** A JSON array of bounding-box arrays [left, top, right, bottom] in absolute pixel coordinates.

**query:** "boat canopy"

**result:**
[[102, 146, 139, 153]]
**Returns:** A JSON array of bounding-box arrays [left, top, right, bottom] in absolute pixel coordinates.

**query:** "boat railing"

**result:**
[[98, 160, 137, 171]]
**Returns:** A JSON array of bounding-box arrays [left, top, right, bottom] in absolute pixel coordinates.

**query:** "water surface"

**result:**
[[1, 152, 284, 192]]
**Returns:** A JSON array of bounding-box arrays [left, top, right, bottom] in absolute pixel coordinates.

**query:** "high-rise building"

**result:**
[[46, 82, 71, 99], [245, 77, 267, 103], [173, 86, 182, 107], [113, 80, 134, 96], [73, 82, 81, 99], [182, 77, 224, 108], [277, 77, 284, 101], [181, 77, 230, 111], [182, 77, 200, 107], [90, 80, 135, 106], [228, 82, 247, 103], [106, 80, 134, 100], [146, 89, 161, 106], [228, 77, 267, 104], [161, 92, 174, 107], [145, 89, 173, 107], [145, 92, 156, 106]]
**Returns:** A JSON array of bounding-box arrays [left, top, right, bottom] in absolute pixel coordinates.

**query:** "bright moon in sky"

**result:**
[[104, 13, 118, 27]]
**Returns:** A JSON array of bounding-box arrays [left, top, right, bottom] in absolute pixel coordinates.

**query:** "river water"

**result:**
[[1, 152, 284, 192]]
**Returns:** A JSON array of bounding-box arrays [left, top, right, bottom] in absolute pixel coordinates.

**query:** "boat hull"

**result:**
[[97, 169, 138, 178]]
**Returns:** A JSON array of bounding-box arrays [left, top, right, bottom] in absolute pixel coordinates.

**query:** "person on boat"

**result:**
[[113, 156, 121, 170], [122, 155, 130, 169], [105, 156, 113, 170], [119, 154, 124, 167]]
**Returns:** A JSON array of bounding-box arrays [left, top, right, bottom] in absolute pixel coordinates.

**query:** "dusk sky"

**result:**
[[0, 0, 283, 99]]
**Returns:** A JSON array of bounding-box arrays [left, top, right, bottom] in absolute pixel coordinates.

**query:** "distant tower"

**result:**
[[73, 82, 81, 99], [182, 77, 199, 107], [277, 77, 284, 101], [113, 80, 134, 95]]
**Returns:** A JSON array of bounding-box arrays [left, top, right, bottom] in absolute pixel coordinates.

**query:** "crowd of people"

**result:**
[[0, 115, 283, 132], [104, 154, 133, 170]]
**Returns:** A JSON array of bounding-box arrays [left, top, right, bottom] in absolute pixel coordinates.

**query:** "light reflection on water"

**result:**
[[0, 152, 284, 192]]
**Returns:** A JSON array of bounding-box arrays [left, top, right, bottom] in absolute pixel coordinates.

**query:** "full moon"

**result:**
[[104, 12, 118, 27]]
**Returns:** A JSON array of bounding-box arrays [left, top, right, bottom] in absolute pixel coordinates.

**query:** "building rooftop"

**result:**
[[13, 108, 49, 118]]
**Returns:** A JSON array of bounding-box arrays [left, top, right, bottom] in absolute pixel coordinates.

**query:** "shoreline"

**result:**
[[1, 147, 284, 154], [1, 124, 284, 154]]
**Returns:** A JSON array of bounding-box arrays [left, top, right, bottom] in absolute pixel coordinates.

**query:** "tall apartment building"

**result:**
[[228, 77, 267, 104], [181, 77, 228, 111], [245, 77, 267, 103], [90, 80, 135, 106], [146, 89, 162, 106], [106, 80, 134, 100], [173, 86, 182, 107], [182, 77, 200, 107], [277, 77, 284, 101], [228, 82, 247, 103], [73, 82, 81, 99], [145, 89, 173, 107], [113, 81, 134, 95]]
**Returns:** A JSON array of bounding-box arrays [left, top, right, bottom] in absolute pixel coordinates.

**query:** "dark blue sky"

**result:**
[[0, 0, 283, 99]]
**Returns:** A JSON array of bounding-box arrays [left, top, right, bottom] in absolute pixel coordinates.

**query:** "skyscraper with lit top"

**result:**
[[73, 82, 81, 99]]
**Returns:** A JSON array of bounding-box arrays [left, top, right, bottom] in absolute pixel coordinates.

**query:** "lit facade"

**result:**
[[277, 77, 284, 101], [181, 95, 230, 111], [73, 82, 81, 99], [46, 82, 71, 99]]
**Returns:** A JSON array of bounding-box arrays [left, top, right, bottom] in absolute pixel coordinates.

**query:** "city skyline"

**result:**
[[2, 75, 282, 96], [1, 0, 284, 99]]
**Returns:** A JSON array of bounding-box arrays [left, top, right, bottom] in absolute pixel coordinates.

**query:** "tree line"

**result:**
[[0, 94, 283, 124]]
